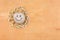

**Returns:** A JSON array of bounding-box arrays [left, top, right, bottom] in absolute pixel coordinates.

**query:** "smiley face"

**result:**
[[13, 13, 25, 24], [9, 7, 28, 28]]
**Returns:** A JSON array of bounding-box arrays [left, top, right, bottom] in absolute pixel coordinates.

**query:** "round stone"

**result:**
[[13, 12, 25, 24]]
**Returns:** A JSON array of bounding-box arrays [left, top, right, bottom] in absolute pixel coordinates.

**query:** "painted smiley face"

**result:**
[[13, 13, 25, 24]]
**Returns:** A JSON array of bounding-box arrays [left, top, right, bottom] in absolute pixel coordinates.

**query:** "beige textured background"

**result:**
[[0, 0, 60, 40]]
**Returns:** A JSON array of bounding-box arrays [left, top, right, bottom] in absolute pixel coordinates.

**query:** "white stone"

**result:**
[[13, 12, 25, 24]]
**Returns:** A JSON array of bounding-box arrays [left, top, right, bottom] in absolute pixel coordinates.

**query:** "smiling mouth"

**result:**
[[15, 18, 22, 21]]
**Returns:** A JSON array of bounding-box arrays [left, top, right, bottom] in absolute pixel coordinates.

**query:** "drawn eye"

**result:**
[[19, 15, 21, 17], [16, 15, 18, 17]]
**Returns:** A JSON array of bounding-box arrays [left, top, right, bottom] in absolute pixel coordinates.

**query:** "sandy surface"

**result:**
[[0, 0, 60, 40]]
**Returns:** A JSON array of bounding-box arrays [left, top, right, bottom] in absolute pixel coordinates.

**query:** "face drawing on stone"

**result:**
[[13, 13, 25, 24], [9, 7, 28, 28]]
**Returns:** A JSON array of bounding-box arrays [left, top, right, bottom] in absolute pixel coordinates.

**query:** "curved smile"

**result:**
[[15, 17, 22, 21]]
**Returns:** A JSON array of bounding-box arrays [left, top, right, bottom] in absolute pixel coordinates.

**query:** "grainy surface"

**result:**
[[0, 0, 60, 40]]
